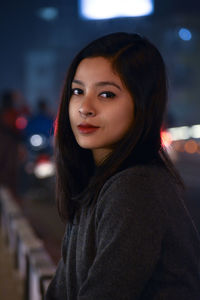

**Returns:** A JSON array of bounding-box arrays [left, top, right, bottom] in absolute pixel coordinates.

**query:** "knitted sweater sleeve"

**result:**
[[78, 170, 169, 299], [45, 258, 67, 300]]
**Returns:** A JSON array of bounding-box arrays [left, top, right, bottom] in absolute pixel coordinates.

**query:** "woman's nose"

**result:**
[[78, 98, 96, 118]]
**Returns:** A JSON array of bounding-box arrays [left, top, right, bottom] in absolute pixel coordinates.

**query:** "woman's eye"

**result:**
[[100, 91, 116, 98], [71, 88, 83, 95]]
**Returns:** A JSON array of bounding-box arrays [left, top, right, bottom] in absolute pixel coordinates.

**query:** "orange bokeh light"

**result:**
[[184, 140, 198, 154], [161, 131, 172, 148]]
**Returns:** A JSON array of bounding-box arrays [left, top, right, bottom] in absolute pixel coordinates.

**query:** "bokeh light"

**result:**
[[184, 140, 198, 154], [15, 117, 28, 130], [190, 125, 200, 139], [30, 134, 44, 147], [161, 131, 172, 148], [178, 28, 192, 41], [34, 161, 55, 178], [36, 7, 58, 21], [80, 0, 154, 19]]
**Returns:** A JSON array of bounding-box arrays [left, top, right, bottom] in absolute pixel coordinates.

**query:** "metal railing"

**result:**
[[0, 188, 56, 300]]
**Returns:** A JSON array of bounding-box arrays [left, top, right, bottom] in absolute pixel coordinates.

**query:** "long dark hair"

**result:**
[[55, 32, 183, 223]]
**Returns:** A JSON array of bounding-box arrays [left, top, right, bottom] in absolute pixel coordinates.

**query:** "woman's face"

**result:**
[[69, 56, 134, 164]]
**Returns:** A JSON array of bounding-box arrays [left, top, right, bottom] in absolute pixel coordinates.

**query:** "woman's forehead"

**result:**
[[73, 57, 121, 83]]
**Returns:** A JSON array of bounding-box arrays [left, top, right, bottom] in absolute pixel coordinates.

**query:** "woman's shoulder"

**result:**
[[99, 162, 178, 197], [95, 162, 184, 222]]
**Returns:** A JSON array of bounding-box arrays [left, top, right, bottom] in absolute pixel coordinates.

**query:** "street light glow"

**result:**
[[79, 0, 154, 19]]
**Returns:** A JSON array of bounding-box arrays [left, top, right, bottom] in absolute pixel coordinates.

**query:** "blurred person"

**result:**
[[0, 90, 19, 131], [25, 98, 54, 140], [0, 89, 28, 196], [19, 98, 54, 194], [45, 33, 200, 300], [13, 89, 31, 116]]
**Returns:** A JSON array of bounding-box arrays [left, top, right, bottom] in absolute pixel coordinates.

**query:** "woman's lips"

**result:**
[[77, 124, 99, 134]]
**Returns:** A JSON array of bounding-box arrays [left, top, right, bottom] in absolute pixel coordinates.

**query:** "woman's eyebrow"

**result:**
[[72, 79, 121, 91], [96, 81, 121, 90], [72, 79, 84, 86]]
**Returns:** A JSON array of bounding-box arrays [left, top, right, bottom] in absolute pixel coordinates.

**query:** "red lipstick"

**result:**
[[77, 123, 99, 134]]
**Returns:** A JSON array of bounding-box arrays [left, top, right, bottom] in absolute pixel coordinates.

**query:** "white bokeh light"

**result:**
[[30, 134, 44, 147], [34, 161, 55, 179], [190, 125, 200, 139], [168, 126, 190, 141], [80, 0, 154, 19]]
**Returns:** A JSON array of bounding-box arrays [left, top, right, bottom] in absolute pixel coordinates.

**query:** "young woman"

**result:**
[[45, 32, 200, 299]]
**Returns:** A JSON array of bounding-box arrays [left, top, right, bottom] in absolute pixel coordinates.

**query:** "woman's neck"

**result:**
[[92, 148, 113, 166]]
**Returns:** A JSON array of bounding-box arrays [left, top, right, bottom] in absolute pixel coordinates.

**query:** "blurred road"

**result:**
[[0, 232, 24, 300], [21, 191, 65, 264]]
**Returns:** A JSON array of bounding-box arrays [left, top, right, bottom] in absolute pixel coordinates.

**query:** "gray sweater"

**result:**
[[45, 164, 200, 299]]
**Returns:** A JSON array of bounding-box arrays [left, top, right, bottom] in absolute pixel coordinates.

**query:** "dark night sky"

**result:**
[[1, 0, 199, 74], [0, 0, 200, 123], [1, 0, 199, 57]]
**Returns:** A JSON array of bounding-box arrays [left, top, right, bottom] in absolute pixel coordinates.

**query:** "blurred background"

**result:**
[[0, 0, 200, 264]]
